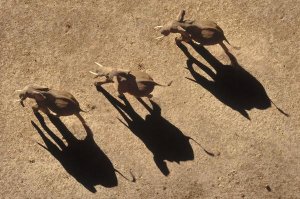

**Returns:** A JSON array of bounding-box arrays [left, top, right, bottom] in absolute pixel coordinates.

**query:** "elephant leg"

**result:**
[[32, 104, 40, 113], [94, 79, 112, 86], [39, 106, 52, 116], [39, 106, 53, 115], [32, 104, 52, 116], [117, 92, 126, 99], [146, 94, 153, 99], [177, 26, 192, 43], [175, 34, 192, 44], [113, 77, 126, 98]]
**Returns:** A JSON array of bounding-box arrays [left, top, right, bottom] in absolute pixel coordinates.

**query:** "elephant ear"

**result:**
[[30, 85, 50, 91], [54, 98, 69, 109], [177, 10, 185, 22], [32, 91, 46, 101]]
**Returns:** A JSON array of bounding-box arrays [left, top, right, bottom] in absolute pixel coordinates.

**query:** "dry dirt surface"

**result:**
[[1, 0, 299, 198]]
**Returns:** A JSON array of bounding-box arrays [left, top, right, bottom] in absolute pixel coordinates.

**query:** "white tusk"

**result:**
[[15, 99, 22, 102], [154, 26, 163, 30], [95, 62, 104, 67], [89, 71, 99, 76], [13, 90, 23, 94], [155, 35, 165, 40]]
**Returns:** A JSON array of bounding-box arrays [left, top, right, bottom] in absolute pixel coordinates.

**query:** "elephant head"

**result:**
[[154, 10, 186, 38], [15, 85, 50, 107]]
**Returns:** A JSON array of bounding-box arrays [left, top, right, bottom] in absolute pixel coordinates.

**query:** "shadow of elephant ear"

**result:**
[[67, 137, 119, 191], [154, 156, 170, 176]]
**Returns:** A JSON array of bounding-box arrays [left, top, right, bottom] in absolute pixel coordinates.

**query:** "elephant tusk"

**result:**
[[14, 90, 23, 93], [154, 25, 163, 30], [89, 71, 99, 76], [155, 35, 165, 40], [95, 62, 104, 67], [89, 71, 100, 79]]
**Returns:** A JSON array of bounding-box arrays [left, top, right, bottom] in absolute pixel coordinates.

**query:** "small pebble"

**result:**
[[266, 185, 272, 192]]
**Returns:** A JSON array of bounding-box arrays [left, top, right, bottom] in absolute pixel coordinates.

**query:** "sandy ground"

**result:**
[[1, 0, 300, 198]]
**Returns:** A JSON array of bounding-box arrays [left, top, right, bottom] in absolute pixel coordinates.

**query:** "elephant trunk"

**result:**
[[18, 95, 27, 107]]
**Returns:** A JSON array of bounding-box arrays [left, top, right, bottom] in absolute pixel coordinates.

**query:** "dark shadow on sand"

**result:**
[[31, 112, 118, 193], [95, 86, 196, 176], [176, 41, 288, 119]]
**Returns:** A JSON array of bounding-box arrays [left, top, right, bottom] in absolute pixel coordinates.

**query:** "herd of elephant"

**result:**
[[15, 10, 239, 122]]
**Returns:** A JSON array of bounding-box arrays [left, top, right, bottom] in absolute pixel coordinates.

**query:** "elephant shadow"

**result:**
[[176, 41, 288, 119], [31, 112, 118, 193], [96, 86, 195, 176]]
